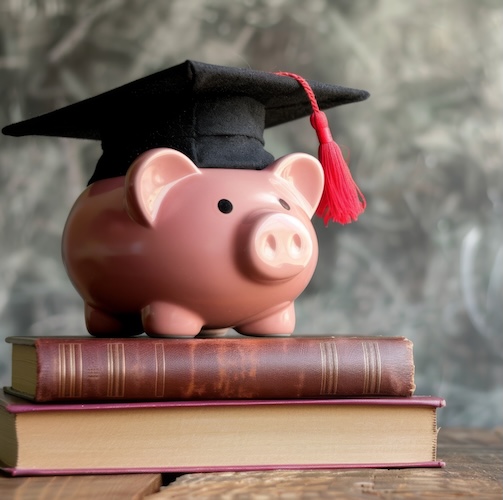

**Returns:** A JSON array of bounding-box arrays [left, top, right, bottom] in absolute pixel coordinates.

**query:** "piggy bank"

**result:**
[[62, 148, 324, 338]]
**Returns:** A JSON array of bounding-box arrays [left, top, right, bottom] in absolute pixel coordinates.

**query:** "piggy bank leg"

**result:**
[[142, 301, 204, 338], [236, 302, 295, 337], [85, 304, 143, 337], [197, 328, 229, 338]]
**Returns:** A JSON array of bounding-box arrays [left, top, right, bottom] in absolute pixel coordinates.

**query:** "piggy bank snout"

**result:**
[[245, 212, 315, 281]]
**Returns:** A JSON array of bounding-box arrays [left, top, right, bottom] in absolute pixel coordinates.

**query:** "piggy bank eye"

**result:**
[[279, 199, 291, 210], [218, 199, 233, 214]]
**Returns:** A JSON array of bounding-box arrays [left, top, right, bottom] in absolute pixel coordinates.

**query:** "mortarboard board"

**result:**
[[2, 60, 369, 223]]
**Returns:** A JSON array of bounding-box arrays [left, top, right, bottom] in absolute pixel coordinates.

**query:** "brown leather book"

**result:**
[[6, 335, 415, 402]]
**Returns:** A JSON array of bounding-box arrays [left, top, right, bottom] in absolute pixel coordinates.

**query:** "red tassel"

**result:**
[[311, 110, 366, 225], [275, 72, 366, 225]]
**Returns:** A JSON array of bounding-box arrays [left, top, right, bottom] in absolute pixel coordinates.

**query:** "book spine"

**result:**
[[29, 337, 415, 401]]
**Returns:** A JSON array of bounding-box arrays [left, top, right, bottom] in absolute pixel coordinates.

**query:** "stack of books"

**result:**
[[0, 335, 445, 476]]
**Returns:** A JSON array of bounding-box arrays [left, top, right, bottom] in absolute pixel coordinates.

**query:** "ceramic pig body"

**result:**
[[62, 148, 324, 338]]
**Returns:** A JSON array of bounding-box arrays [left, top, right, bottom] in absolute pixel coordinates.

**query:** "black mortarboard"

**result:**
[[2, 60, 369, 223]]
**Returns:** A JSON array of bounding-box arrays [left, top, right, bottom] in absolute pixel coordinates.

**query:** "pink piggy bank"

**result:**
[[62, 148, 324, 338]]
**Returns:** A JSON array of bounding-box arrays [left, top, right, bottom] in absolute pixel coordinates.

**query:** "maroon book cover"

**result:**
[[6, 335, 416, 402]]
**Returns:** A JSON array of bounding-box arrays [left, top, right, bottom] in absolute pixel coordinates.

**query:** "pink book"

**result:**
[[0, 391, 445, 476]]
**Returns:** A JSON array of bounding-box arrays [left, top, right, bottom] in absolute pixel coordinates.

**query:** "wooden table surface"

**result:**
[[1, 428, 501, 499]]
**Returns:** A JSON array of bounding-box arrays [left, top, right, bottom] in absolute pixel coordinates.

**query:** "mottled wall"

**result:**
[[0, 0, 502, 427]]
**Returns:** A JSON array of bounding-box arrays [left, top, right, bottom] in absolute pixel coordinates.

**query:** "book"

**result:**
[[0, 391, 445, 476], [140, 430, 502, 498], [6, 335, 416, 402]]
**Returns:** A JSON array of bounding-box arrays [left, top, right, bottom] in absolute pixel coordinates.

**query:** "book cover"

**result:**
[[6, 335, 415, 402], [0, 391, 445, 476]]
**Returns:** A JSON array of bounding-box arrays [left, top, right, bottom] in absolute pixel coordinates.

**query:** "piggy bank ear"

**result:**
[[269, 153, 324, 218], [125, 148, 201, 227]]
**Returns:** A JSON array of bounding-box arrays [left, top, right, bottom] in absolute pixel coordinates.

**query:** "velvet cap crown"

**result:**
[[2, 60, 369, 185]]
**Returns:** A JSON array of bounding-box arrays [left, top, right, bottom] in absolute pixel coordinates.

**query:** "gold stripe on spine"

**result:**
[[363, 341, 369, 394], [58, 344, 83, 398], [107, 343, 126, 397], [69, 344, 75, 396], [320, 341, 338, 395], [362, 341, 382, 394], [154, 343, 166, 397], [374, 341, 382, 393], [75, 344, 83, 397], [58, 344, 65, 397]]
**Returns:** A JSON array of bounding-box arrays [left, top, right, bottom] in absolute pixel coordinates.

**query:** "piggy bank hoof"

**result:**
[[197, 328, 229, 338], [235, 302, 295, 337], [85, 305, 143, 337], [142, 302, 204, 338]]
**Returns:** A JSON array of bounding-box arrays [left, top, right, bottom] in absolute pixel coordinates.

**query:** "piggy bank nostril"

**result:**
[[264, 234, 277, 260], [290, 234, 302, 258]]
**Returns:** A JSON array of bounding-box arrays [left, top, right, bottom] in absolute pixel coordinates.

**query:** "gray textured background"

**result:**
[[0, 0, 501, 428]]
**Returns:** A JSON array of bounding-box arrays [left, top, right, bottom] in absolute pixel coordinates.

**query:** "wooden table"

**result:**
[[1, 428, 501, 499]]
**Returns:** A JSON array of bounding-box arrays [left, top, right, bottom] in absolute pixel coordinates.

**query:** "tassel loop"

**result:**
[[310, 111, 333, 144]]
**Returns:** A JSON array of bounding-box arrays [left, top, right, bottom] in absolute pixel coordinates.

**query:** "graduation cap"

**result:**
[[2, 60, 369, 224]]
